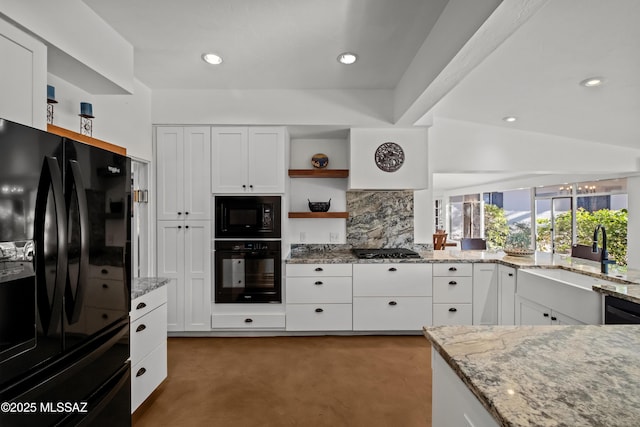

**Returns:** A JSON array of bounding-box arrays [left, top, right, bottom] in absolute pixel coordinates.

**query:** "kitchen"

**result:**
[[1, 0, 640, 426]]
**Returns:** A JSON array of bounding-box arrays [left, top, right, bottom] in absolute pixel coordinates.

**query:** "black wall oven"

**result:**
[[214, 241, 281, 303], [215, 196, 280, 239]]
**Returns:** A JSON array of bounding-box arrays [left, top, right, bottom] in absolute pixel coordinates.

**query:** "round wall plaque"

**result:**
[[374, 142, 404, 172]]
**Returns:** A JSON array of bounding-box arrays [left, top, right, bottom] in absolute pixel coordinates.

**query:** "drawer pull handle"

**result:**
[[136, 302, 147, 310], [315, 308, 324, 313], [136, 324, 147, 333], [448, 267, 457, 272], [448, 281, 457, 285], [543, 313, 549, 317], [314, 267, 323, 272], [245, 318, 253, 323], [448, 307, 457, 312], [388, 301, 397, 306], [388, 267, 397, 272], [508, 273, 514, 277], [136, 367, 146, 377], [185, 211, 189, 215], [551, 316, 557, 321], [178, 225, 182, 229], [101, 269, 108, 275], [177, 211, 182, 215], [314, 281, 323, 285]]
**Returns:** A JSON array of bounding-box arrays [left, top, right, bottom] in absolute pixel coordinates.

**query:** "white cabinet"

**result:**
[[497, 265, 516, 325], [156, 127, 211, 220], [211, 126, 287, 193], [157, 221, 211, 331], [516, 296, 583, 325], [353, 264, 432, 331], [432, 348, 499, 427], [472, 264, 497, 325], [433, 263, 473, 326], [0, 19, 46, 128], [516, 269, 601, 325], [131, 286, 167, 413], [286, 263, 352, 331]]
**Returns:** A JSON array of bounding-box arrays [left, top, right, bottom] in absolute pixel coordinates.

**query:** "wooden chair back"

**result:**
[[433, 233, 448, 250]]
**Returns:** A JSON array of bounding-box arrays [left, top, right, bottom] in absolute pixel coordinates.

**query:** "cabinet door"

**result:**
[[498, 266, 516, 325], [516, 296, 552, 325], [183, 127, 211, 220], [157, 221, 185, 331], [156, 127, 185, 220], [212, 127, 248, 193], [472, 264, 498, 325], [247, 127, 286, 193], [184, 221, 211, 331]]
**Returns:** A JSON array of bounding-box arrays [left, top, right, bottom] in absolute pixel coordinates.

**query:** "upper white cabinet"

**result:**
[[156, 127, 211, 220], [212, 126, 287, 193], [0, 18, 47, 129]]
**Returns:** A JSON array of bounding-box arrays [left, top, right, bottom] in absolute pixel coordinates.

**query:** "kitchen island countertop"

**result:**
[[424, 324, 640, 427], [131, 277, 170, 300]]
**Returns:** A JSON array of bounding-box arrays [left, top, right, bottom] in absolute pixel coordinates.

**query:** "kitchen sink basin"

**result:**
[[520, 268, 619, 290]]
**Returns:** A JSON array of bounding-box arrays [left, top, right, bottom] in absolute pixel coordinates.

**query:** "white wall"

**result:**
[[349, 127, 429, 190], [627, 176, 640, 269], [0, 0, 134, 94], [47, 74, 153, 160], [151, 89, 393, 126], [430, 117, 640, 174]]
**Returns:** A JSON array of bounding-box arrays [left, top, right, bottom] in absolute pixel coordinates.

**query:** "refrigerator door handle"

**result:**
[[34, 156, 68, 336], [64, 159, 90, 324]]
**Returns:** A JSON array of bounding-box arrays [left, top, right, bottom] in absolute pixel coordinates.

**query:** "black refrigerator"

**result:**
[[0, 118, 131, 426]]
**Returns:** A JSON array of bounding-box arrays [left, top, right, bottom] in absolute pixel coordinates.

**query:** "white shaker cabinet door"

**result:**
[[247, 127, 286, 193], [183, 127, 211, 220], [184, 221, 212, 331], [211, 127, 249, 193], [157, 221, 185, 331], [472, 264, 498, 325], [156, 127, 185, 220]]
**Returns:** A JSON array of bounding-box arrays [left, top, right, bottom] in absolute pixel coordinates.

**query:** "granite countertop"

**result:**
[[286, 245, 640, 302], [131, 277, 170, 300], [424, 325, 640, 427]]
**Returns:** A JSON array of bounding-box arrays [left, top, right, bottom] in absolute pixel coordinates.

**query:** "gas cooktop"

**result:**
[[352, 248, 421, 259]]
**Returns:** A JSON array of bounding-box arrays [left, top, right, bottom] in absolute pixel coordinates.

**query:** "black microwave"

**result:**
[[215, 196, 281, 238]]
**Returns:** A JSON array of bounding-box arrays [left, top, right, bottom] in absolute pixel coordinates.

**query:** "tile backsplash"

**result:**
[[346, 190, 414, 248]]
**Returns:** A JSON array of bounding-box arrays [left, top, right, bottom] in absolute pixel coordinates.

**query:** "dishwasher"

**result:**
[[604, 296, 640, 324]]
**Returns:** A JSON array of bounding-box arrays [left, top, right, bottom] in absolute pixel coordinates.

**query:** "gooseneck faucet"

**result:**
[[592, 224, 616, 274]]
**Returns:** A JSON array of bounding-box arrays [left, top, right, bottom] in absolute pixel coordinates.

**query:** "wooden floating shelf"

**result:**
[[288, 169, 349, 178], [47, 124, 126, 156], [288, 212, 349, 219]]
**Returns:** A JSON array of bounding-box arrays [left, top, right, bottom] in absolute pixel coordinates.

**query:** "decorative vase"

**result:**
[[311, 153, 329, 169]]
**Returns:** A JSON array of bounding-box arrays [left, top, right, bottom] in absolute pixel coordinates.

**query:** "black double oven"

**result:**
[[214, 196, 281, 303]]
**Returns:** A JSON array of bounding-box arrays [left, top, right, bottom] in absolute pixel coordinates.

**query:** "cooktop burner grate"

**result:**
[[352, 248, 420, 259]]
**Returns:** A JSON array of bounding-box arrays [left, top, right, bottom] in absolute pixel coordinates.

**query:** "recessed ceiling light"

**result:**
[[580, 77, 603, 87], [202, 53, 223, 65], [337, 52, 358, 65], [502, 116, 517, 123]]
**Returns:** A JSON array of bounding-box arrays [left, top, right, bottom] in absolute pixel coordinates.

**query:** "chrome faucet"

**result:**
[[592, 224, 616, 274]]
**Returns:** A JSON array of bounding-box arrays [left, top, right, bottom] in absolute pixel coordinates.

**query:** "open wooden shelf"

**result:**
[[288, 169, 349, 178], [288, 212, 349, 219], [47, 124, 126, 156]]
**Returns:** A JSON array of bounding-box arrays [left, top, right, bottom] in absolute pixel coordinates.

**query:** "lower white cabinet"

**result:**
[[433, 263, 472, 326], [516, 296, 584, 325], [131, 286, 168, 413], [286, 263, 352, 331], [471, 264, 517, 326], [353, 264, 432, 331], [211, 313, 286, 329], [432, 348, 499, 427]]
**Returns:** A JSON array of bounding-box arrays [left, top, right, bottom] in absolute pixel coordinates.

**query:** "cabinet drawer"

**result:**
[[131, 286, 168, 322], [86, 278, 127, 310], [132, 343, 168, 412], [131, 304, 168, 366], [433, 277, 473, 303], [432, 304, 473, 326], [89, 265, 124, 280], [353, 297, 432, 331], [432, 263, 472, 277], [353, 264, 432, 297], [211, 313, 286, 329], [286, 304, 352, 331], [286, 264, 352, 277], [286, 277, 352, 303]]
